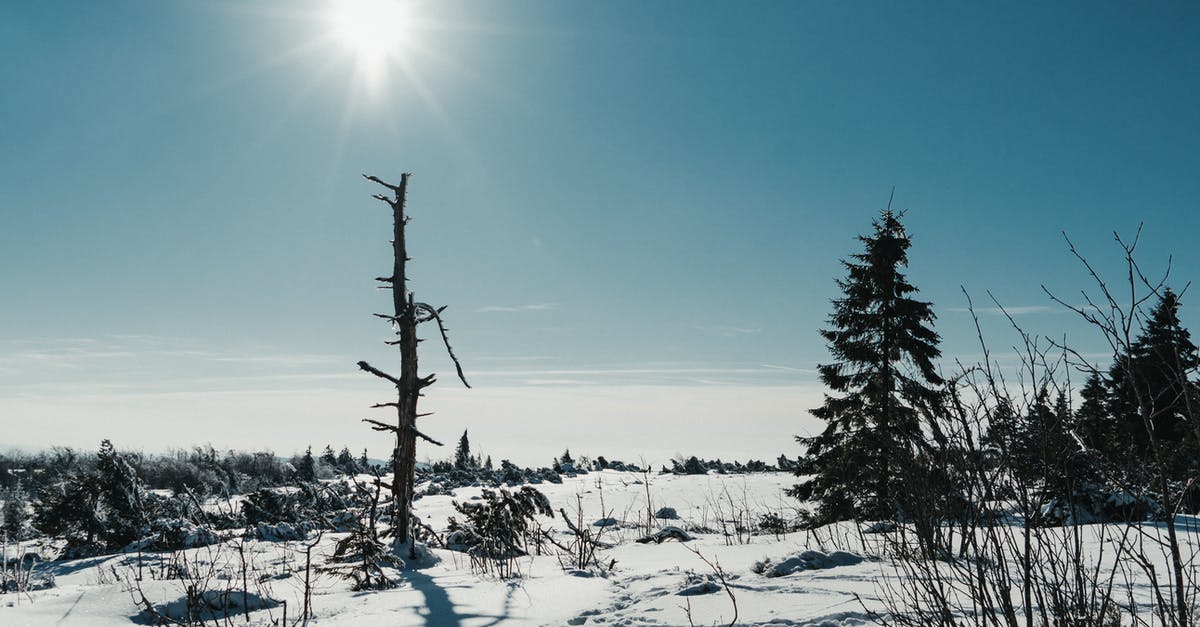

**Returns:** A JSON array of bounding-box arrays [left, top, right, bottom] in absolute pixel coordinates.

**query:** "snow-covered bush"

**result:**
[[1032, 483, 1162, 526], [147, 518, 220, 550], [446, 486, 552, 578], [322, 520, 403, 591], [33, 440, 148, 556], [752, 550, 863, 577]]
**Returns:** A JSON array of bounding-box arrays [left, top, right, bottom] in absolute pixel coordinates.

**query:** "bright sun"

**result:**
[[330, 0, 410, 85]]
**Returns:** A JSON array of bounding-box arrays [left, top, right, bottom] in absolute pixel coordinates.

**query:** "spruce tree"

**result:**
[[1075, 372, 1115, 457], [788, 208, 943, 522], [2, 485, 30, 540], [337, 447, 357, 474], [35, 471, 103, 549], [321, 445, 338, 467], [298, 446, 317, 482], [1011, 390, 1079, 502], [1108, 288, 1200, 478], [454, 430, 472, 470], [95, 439, 147, 548]]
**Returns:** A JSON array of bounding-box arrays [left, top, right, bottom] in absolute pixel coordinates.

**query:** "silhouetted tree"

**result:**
[[789, 206, 944, 522], [454, 430, 473, 470], [297, 446, 317, 483], [357, 173, 470, 555], [1107, 289, 1200, 479], [337, 447, 357, 474], [320, 445, 338, 468], [95, 439, 147, 547], [1074, 372, 1115, 458]]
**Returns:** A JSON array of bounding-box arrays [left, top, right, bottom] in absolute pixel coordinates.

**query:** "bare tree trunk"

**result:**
[[358, 172, 469, 557], [390, 173, 417, 547]]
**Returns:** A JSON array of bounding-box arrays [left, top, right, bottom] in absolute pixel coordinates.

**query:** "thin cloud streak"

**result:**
[[692, 325, 762, 337], [947, 305, 1060, 316], [475, 303, 558, 313]]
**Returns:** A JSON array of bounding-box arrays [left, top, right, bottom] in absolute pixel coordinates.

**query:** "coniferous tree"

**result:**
[[321, 445, 338, 467], [454, 430, 473, 470], [788, 208, 943, 522], [1075, 372, 1116, 457], [95, 439, 147, 547], [298, 446, 317, 482], [2, 486, 30, 540], [1107, 288, 1200, 479], [33, 440, 147, 552], [1010, 390, 1081, 504], [35, 471, 103, 549], [336, 446, 354, 471]]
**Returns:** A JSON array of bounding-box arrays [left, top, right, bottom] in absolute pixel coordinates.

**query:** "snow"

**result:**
[[3, 470, 1197, 626]]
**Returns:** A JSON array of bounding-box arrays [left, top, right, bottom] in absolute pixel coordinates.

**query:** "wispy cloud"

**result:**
[[760, 363, 816, 374], [947, 305, 1059, 316], [692, 325, 762, 337], [475, 303, 558, 313], [0, 335, 344, 385], [466, 363, 816, 386], [472, 355, 557, 362]]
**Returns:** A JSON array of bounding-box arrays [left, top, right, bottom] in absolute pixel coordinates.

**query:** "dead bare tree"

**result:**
[[357, 172, 469, 558]]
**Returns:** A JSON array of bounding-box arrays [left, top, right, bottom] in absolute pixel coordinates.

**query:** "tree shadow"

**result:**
[[403, 570, 518, 626]]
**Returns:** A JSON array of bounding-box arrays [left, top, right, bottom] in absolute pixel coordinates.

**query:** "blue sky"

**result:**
[[2, 1, 1198, 465]]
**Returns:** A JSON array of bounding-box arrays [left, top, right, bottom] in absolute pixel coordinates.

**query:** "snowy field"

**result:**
[[3, 470, 1198, 626]]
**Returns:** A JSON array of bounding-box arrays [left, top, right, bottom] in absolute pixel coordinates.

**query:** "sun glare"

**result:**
[[330, 0, 409, 88]]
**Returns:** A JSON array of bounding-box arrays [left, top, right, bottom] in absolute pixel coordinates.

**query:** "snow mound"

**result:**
[[754, 550, 864, 577], [155, 590, 279, 622]]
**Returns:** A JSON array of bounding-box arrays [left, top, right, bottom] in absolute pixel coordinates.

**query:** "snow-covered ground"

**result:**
[[3, 470, 1198, 626]]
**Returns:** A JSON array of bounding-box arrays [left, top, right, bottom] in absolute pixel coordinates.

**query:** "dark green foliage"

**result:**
[[320, 445, 337, 468], [241, 482, 353, 528], [35, 472, 105, 551], [242, 489, 304, 526], [454, 430, 473, 470], [33, 440, 148, 554], [1106, 289, 1200, 479], [661, 455, 775, 475], [1008, 390, 1080, 498], [336, 447, 357, 475], [446, 486, 552, 578], [95, 439, 147, 547], [132, 448, 294, 495], [323, 520, 402, 590], [297, 446, 317, 483], [1075, 373, 1116, 458], [2, 486, 31, 540], [789, 209, 944, 523]]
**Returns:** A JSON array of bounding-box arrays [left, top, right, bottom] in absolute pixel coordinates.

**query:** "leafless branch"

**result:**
[[415, 302, 471, 388], [357, 361, 399, 385]]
